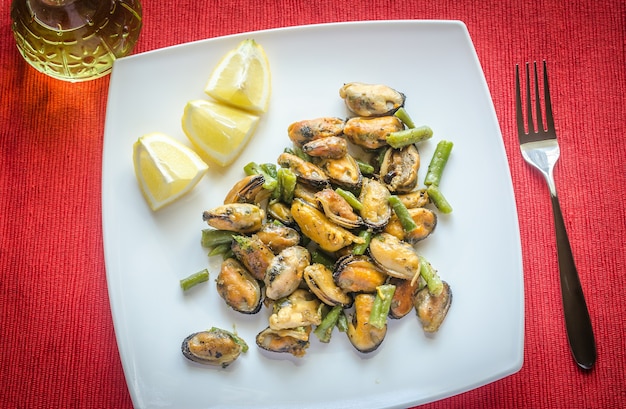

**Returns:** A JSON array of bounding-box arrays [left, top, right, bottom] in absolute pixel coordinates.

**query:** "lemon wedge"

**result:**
[[204, 39, 271, 114], [182, 99, 260, 167], [133, 132, 209, 211]]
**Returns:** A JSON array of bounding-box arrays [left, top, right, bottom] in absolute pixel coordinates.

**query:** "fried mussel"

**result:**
[[339, 82, 405, 117], [191, 82, 452, 365], [182, 327, 248, 368]]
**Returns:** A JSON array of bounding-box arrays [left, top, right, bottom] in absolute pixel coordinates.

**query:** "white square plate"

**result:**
[[103, 20, 523, 409]]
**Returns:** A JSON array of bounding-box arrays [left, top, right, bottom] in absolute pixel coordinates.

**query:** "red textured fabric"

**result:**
[[1, 1, 625, 408]]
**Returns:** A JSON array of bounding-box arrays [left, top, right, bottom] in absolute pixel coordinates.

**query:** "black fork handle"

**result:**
[[550, 193, 596, 369]]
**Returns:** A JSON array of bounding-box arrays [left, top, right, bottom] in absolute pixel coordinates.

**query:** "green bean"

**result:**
[[180, 269, 209, 291], [260, 173, 278, 191], [388, 195, 418, 232], [393, 107, 416, 129], [222, 249, 234, 260], [352, 229, 372, 255], [284, 146, 312, 162], [278, 167, 297, 204], [201, 229, 236, 248], [336, 311, 348, 332], [369, 284, 396, 329], [243, 161, 257, 176], [311, 250, 336, 270], [208, 243, 230, 257], [271, 171, 282, 200], [356, 159, 375, 175], [313, 305, 343, 343], [243, 161, 278, 190], [418, 256, 444, 296], [335, 188, 363, 211], [262, 162, 279, 197], [260, 162, 278, 179], [426, 184, 453, 214], [424, 140, 453, 186], [386, 125, 433, 148]]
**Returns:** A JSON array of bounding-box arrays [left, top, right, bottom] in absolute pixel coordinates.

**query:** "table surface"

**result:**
[[1, 1, 625, 408]]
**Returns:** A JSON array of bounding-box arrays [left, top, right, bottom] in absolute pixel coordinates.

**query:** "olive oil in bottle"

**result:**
[[10, 0, 142, 82]]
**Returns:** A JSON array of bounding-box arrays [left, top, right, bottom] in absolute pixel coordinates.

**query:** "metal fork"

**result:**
[[515, 61, 596, 370]]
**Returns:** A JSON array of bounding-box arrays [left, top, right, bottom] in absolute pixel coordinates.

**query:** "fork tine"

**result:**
[[533, 62, 545, 132], [525, 62, 535, 134], [515, 64, 526, 138], [542, 60, 555, 131]]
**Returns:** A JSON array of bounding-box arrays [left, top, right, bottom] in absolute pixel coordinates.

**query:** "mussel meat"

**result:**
[[287, 117, 345, 147], [368, 233, 420, 280], [388, 277, 421, 319], [359, 178, 392, 230], [268, 289, 322, 329], [277, 152, 330, 189], [203, 203, 265, 234], [255, 222, 301, 253], [223, 174, 268, 204], [346, 293, 387, 353], [384, 207, 437, 243], [314, 188, 363, 229], [397, 189, 429, 209], [303, 263, 352, 307], [339, 82, 406, 117], [181, 327, 248, 368], [292, 182, 319, 206], [315, 153, 362, 190], [267, 201, 295, 225], [291, 199, 364, 252], [264, 245, 310, 300], [343, 116, 404, 150], [231, 235, 275, 281], [216, 258, 263, 314], [333, 255, 388, 294], [379, 144, 420, 193], [414, 281, 452, 333], [302, 136, 348, 159], [256, 326, 311, 357]]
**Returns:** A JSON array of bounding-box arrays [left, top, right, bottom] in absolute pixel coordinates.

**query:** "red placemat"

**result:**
[[1, 1, 625, 408]]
